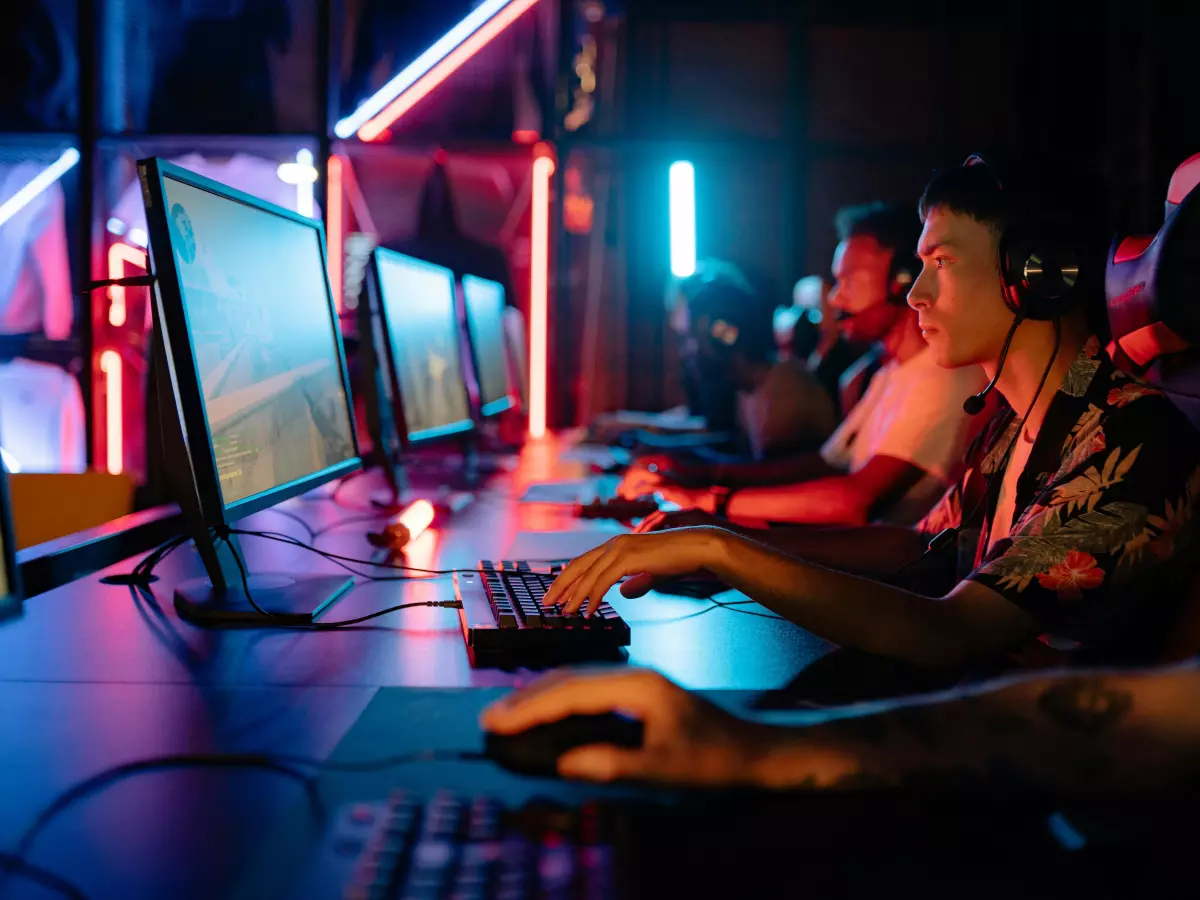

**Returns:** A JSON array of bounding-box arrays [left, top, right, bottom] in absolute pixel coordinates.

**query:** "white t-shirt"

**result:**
[[820, 348, 987, 524], [738, 357, 837, 459]]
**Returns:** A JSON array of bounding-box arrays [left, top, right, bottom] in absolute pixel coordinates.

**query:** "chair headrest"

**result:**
[[1107, 152, 1200, 367]]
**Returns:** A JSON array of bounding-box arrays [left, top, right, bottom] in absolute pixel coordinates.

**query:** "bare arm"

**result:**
[[703, 523, 928, 579], [724, 456, 927, 526], [754, 664, 1200, 793], [547, 528, 1038, 669], [484, 664, 1200, 793]]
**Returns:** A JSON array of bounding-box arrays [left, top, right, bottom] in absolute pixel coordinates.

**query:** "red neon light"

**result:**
[[328, 155, 344, 313], [398, 499, 436, 542], [529, 150, 555, 439], [99, 350, 123, 475], [107, 242, 148, 327], [358, 0, 541, 142], [512, 129, 539, 144]]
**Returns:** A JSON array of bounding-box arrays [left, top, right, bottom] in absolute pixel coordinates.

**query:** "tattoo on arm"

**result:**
[[1036, 677, 1134, 735]]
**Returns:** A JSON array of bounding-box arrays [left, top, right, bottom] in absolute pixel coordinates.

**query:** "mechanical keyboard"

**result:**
[[454, 561, 631, 661], [298, 790, 626, 899]]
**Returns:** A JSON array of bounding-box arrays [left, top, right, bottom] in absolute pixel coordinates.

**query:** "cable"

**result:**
[[225, 537, 460, 628], [312, 512, 392, 538], [226, 529, 474, 577], [257, 507, 317, 543], [891, 319, 1064, 581], [0, 852, 89, 900], [13, 754, 322, 868], [11, 749, 483, 877]]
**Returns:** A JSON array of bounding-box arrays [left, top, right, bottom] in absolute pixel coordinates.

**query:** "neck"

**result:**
[[989, 318, 1089, 430], [882, 311, 926, 364]]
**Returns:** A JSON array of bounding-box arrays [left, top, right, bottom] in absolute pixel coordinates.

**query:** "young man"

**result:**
[[547, 157, 1200, 670], [620, 203, 988, 527]]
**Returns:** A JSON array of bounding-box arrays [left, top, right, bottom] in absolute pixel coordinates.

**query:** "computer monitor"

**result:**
[[460, 274, 515, 418], [368, 248, 474, 446], [0, 460, 21, 623], [139, 158, 361, 626]]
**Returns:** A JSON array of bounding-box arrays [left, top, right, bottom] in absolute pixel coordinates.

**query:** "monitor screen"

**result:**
[[461, 274, 512, 417], [160, 175, 357, 507], [375, 250, 473, 443]]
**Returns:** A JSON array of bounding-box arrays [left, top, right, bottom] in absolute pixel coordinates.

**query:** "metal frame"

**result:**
[[366, 246, 476, 448], [0, 461, 21, 620], [139, 157, 360, 525]]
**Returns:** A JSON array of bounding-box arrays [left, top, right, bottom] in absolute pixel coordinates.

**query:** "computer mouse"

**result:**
[[483, 713, 645, 777]]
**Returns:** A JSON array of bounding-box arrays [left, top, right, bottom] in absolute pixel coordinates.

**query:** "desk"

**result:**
[[0, 438, 830, 899]]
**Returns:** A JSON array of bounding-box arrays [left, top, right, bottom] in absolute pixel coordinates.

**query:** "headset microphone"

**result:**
[[963, 314, 1023, 415]]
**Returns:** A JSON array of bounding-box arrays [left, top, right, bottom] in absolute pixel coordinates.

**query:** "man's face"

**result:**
[[827, 236, 905, 343], [908, 207, 1013, 369]]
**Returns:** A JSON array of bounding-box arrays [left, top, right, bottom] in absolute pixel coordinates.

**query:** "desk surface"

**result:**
[[0, 439, 831, 899], [0, 439, 827, 691]]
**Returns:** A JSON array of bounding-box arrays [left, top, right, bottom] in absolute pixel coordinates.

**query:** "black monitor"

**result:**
[[139, 158, 361, 626], [0, 460, 21, 623], [460, 273, 514, 418], [367, 248, 474, 446]]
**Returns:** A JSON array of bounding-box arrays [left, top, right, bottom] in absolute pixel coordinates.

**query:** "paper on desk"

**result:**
[[505, 529, 622, 562]]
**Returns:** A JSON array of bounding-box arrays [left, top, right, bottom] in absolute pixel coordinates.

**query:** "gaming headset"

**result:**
[[962, 153, 1083, 321]]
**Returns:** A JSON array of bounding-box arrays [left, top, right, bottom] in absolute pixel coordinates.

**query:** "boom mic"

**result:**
[[963, 315, 1023, 415]]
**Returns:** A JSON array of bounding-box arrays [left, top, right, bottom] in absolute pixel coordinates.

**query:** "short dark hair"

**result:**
[[918, 154, 1116, 339], [918, 154, 1113, 242], [834, 202, 921, 259]]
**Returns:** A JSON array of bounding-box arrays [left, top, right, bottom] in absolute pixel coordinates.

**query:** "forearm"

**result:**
[[740, 524, 927, 578], [725, 477, 870, 526], [707, 531, 967, 666], [748, 666, 1200, 793], [711, 453, 838, 488]]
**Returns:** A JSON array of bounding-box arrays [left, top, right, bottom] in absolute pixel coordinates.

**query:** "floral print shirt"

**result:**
[[918, 337, 1200, 663]]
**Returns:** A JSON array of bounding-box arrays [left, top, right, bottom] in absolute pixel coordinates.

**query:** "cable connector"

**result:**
[[432, 600, 463, 609]]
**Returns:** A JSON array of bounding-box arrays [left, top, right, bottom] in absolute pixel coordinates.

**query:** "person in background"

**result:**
[[622, 202, 988, 528], [548, 155, 1200, 671], [791, 274, 871, 415], [682, 271, 837, 461]]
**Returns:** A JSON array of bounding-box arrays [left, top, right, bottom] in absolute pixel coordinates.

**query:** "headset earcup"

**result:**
[[997, 227, 1029, 317]]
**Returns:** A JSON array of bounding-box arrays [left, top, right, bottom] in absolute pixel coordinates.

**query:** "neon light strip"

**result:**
[[669, 161, 696, 278], [100, 350, 123, 475], [328, 156, 344, 313], [336, 0, 532, 139], [0, 148, 80, 229], [107, 242, 148, 328], [279, 149, 319, 217], [356, 0, 541, 141], [529, 154, 554, 439]]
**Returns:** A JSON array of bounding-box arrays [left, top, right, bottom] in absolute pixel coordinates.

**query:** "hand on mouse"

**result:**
[[633, 508, 726, 534], [543, 528, 729, 616], [480, 668, 782, 786]]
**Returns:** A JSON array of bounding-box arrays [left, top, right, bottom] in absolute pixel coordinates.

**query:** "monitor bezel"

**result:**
[[459, 273, 516, 419], [0, 461, 21, 620], [139, 157, 361, 525], [369, 247, 475, 448]]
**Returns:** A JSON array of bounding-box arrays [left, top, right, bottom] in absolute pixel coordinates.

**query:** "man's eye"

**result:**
[[934, 257, 949, 269]]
